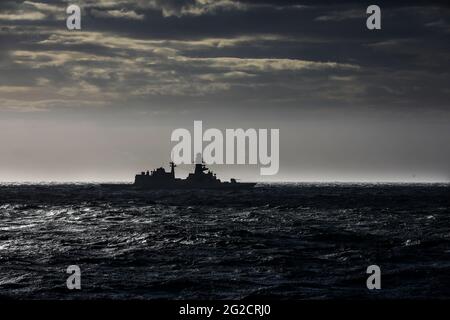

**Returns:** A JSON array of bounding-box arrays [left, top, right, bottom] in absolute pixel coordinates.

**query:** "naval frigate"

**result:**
[[134, 161, 256, 189]]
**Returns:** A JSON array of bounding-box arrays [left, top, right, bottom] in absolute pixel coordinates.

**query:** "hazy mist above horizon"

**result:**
[[0, 0, 449, 182]]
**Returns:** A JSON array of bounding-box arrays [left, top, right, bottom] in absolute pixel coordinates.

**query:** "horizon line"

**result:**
[[0, 180, 448, 184]]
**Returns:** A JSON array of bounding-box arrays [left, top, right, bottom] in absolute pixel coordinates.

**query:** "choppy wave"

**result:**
[[0, 183, 449, 299]]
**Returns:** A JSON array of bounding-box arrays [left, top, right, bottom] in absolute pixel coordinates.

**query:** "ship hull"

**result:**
[[102, 182, 256, 190], [133, 181, 257, 190]]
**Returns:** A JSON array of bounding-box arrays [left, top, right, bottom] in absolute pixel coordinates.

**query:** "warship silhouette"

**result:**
[[134, 161, 256, 189]]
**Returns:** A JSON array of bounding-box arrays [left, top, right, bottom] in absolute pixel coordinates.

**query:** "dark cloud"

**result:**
[[0, 0, 448, 112]]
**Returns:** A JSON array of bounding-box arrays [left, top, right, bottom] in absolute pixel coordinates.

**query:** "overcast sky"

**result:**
[[0, 0, 449, 182]]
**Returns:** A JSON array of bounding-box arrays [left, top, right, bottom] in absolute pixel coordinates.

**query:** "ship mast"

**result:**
[[170, 161, 176, 178]]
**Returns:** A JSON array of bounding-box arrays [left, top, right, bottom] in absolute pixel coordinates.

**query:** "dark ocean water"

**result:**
[[0, 183, 449, 300]]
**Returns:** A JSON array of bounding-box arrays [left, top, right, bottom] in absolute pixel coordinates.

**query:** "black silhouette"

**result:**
[[134, 161, 256, 189]]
